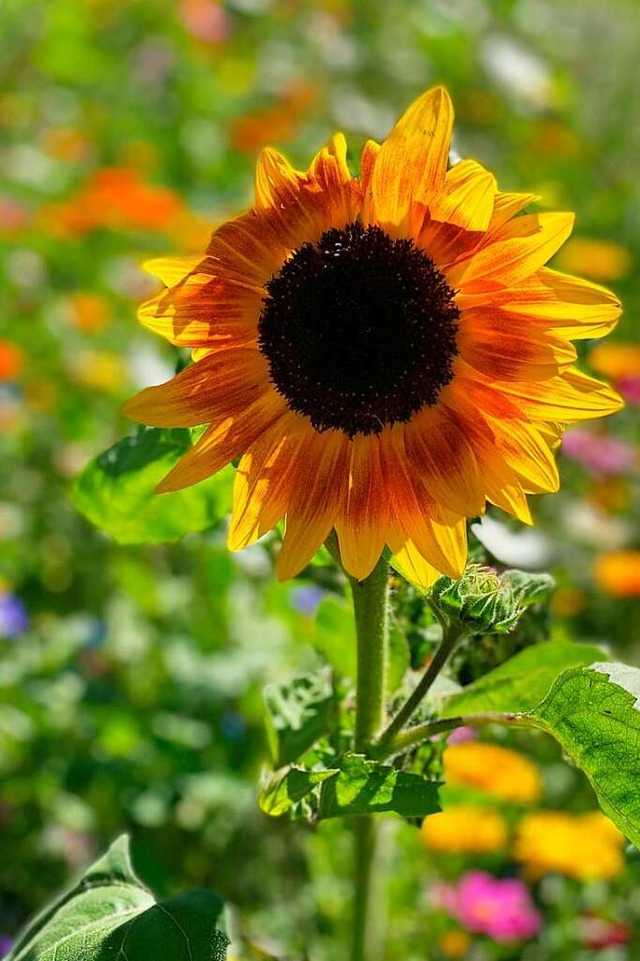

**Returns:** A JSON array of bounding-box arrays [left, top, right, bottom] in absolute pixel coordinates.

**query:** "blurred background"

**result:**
[[1, 1, 639, 959]]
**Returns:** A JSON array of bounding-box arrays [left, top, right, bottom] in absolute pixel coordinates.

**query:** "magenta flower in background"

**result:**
[[433, 871, 542, 942], [618, 375, 640, 406], [561, 428, 637, 476]]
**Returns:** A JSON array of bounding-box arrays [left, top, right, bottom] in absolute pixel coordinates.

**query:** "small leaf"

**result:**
[[263, 667, 336, 767], [74, 427, 234, 544], [311, 595, 357, 680], [440, 641, 608, 717], [318, 753, 441, 819], [259, 767, 337, 818], [528, 663, 640, 848], [7, 835, 228, 961]]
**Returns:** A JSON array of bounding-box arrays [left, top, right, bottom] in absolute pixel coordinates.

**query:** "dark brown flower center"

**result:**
[[257, 222, 460, 436]]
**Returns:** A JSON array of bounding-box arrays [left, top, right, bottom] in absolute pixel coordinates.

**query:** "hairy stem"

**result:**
[[348, 553, 390, 961], [374, 710, 534, 760], [375, 619, 468, 752]]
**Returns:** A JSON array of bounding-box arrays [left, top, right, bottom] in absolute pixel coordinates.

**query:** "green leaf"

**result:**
[[440, 641, 608, 717], [259, 767, 337, 818], [74, 427, 234, 544], [311, 595, 357, 681], [7, 835, 228, 961], [388, 621, 410, 695], [263, 667, 336, 767], [318, 753, 441, 819], [528, 663, 640, 848]]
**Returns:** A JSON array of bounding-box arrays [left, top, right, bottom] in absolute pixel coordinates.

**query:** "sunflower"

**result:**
[[124, 86, 622, 587]]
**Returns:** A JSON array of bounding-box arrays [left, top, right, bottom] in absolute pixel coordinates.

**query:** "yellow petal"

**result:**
[[156, 392, 286, 493], [371, 86, 453, 233], [276, 431, 349, 580], [388, 534, 441, 592], [449, 212, 575, 289], [429, 159, 497, 232], [497, 367, 624, 422], [335, 434, 389, 581], [143, 256, 204, 287]]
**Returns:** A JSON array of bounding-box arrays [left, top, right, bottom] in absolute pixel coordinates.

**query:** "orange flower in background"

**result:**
[[125, 86, 622, 586], [443, 742, 542, 803], [68, 293, 112, 334], [0, 340, 24, 381], [514, 810, 625, 881], [230, 82, 317, 154], [43, 167, 185, 237], [421, 804, 508, 854], [594, 550, 640, 597]]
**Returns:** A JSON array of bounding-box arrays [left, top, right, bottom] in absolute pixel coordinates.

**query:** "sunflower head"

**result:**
[[124, 86, 622, 588]]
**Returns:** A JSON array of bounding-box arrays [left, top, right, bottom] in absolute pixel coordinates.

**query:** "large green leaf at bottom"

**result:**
[[7, 835, 228, 961], [74, 427, 234, 544], [528, 663, 640, 848]]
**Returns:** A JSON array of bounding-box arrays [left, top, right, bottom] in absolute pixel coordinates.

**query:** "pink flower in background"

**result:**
[[618, 375, 640, 406], [562, 428, 636, 476], [432, 871, 542, 942], [446, 725, 477, 745]]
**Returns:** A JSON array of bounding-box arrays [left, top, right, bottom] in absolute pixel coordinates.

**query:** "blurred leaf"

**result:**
[[440, 641, 608, 717], [73, 427, 234, 544], [7, 834, 228, 961], [388, 621, 410, 695], [259, 767, 337, 818], [311, 595, 357, 680], [263, 667, 336, 767], [318, 753, 441, 819], [528, 663, 640, 848]]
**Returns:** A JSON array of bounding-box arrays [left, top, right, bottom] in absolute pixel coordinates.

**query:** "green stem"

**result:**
[[375, 619, 468, 752], [375, 710, 533, 760], [347, 553, 390, 961]]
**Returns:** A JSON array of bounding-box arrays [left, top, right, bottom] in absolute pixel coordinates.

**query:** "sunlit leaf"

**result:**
[[528, 663, 640, 847], [263, 667, 336, 767], [318, 753, 441, 819], [440, 641, 608, 717], [74, 427, 234, 544]]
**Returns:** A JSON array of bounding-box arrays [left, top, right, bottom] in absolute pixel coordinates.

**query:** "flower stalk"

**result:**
[[348, 554, 390, 961]]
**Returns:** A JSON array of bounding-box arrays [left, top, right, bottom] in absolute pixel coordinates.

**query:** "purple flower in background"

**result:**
[[0, 935, 14, 959], [446, 726, 477, 745], [433, 871, 542, 943], [0, 592, 28, 638], [290, 584, 325, 617], [562, 428, 636, 476]]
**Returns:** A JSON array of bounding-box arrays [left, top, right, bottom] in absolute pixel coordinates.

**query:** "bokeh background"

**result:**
[[1, 1, 640, 959]]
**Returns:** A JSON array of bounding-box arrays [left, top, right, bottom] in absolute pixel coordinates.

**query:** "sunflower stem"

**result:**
[[348, 553, 390, 961], [375, 619, 468, 753], [372, 711, 532, 760]]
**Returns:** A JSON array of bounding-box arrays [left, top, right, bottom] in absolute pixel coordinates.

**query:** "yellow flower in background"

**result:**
[[555, 237, 632, 282], [514, 810, 625, 881], [594, 550, 640, 597], [421, 804, 508, 854], [443, 742, 542, 803], [125, 85, 622, 586], [438, 930, 471, 958], [70, 351, 128, 394]]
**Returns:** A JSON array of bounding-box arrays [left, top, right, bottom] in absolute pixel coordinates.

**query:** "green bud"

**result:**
[[429, 564, 554, 635]]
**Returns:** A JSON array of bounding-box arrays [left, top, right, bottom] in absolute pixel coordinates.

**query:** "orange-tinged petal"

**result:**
[[138, 279, 260, 348], [489, 418, 560, 494], [143, 256, 204, 286], [448, 212, 575, 289], [335, 434, 389, 581], [388, 531, 441, 591], [124, 348, 269, 428], [457, 268, 621, 340], [156, 391, 286, 493], [371, 86, 453, 233], [497, 367, 624, 422], [486, 191, 539, 233], [359, 138, 381, 226], [457, 308, 577, 380], [228, 412, 308, 550], [404, 405, 485, 516], [382, 430, 467, 578], [276, 431, 350, 580], [429, 159, 497, 232]]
